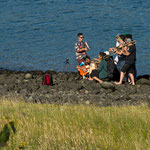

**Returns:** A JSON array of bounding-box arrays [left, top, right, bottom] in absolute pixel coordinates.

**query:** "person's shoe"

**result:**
[[128, 81, 132, 84]]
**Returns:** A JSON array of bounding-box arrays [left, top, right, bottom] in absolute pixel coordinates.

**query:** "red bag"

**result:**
[[43, 74, 53, 86]]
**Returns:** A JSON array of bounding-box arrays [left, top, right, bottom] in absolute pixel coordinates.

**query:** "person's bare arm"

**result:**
[[109, 47, 116, 52], [115, 50, 123, 55], [122, 46, 130, 56], [75, 47, 88, 53]]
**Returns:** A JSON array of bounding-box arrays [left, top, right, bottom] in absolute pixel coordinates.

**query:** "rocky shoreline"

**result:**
[[0, 68, 150, 106]]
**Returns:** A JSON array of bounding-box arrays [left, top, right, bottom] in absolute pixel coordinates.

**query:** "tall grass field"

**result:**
[[0, 98, 150, 150]]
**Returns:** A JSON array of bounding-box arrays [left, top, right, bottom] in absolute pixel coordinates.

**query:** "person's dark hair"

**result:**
[[86, 55, 91, 60], [78, 33, 83, 37], [83, 55, 90, 61], [99, 52, 106, 59], [125, 34, 133, 40], [119, 34, 125, 41]]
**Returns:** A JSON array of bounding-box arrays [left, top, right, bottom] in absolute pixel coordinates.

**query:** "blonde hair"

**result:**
[[89, 62, 97, 74]]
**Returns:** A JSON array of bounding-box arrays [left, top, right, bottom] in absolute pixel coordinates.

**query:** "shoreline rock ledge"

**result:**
[[0, 69, 150, 106]]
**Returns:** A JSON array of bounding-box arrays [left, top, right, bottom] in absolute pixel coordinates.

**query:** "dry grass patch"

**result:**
[[0, 99, 150, 150]]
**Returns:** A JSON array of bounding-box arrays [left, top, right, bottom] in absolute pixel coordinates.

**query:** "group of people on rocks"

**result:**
[[75, 33, 136, 85]]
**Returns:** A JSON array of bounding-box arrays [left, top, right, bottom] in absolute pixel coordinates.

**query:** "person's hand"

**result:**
[[79, 47, 88, 52], [83, 68, 86, 72], [115, 49, 123, 55], [118, 43, 124, 48], [84, 47, 88, 51], [109, 48, 112, 51], [109, 47, 116, 52], [122, 46, 127, 52], [95, 65, 98, 70], [109, 48, 114, 51]]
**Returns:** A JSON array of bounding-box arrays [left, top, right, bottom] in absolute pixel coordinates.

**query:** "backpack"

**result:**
[[105, 56, 120, 80], [42, 73, 53, 85]]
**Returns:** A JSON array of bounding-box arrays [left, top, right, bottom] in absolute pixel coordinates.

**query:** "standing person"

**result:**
[[113, 34, 125, 66], [75, 33, 90, 65], [115, 38, 136, 85]]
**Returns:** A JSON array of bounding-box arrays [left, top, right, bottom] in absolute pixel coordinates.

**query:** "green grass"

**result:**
[[0, 98, 150, 150]]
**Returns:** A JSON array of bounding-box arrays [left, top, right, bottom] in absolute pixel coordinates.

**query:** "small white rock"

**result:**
[[85, 100, 90, 105], [25, 73, 32, 79]]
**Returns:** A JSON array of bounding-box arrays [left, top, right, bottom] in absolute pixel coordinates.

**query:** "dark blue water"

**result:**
[[0, 0, 150, 75]]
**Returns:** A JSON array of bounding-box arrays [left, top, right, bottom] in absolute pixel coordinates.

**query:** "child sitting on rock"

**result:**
[[77, 56, 91, 79]]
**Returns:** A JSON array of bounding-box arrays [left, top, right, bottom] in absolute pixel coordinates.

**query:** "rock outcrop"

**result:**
[[0, 69, 150, 106]]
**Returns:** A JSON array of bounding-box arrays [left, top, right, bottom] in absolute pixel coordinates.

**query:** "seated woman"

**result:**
[[89, 52, 108, 83]]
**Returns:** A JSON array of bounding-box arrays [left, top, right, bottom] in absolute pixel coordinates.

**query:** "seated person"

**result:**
[[77, 56, 91, 78], [89, 57, 101, 75], [89, 52, 108, 83], [84, 56, 91, 65]]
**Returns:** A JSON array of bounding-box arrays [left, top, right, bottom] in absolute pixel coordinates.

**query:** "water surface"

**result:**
[[0, 0, 150, 75]]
